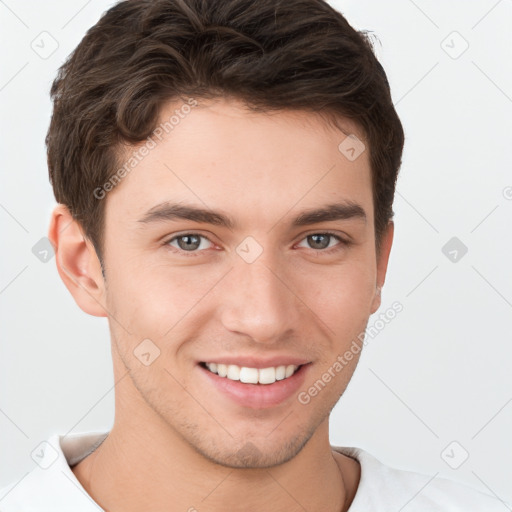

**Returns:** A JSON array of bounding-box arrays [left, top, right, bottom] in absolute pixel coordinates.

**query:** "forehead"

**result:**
[[106, 97, 373, 229]]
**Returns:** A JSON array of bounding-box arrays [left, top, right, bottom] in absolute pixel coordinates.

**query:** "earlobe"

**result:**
[[370, 221, 394, 315], [48, 204, 108, 318]]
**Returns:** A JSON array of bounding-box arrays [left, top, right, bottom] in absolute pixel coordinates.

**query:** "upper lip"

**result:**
[[199, 356, 310, 369]]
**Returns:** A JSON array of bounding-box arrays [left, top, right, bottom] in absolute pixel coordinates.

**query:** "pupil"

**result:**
[[310, 234, 329, 249], [178, 235, 200, 251]]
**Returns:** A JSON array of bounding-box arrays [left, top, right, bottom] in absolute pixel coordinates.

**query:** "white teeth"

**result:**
[[285, 364, 295, 378], [275, 365, 286, 380], [258, 367, 276, 384], [204, 362, 300, 384], [239, 367, 259, 384], [217, 364, 228, 377], [227, 364, 240, 381]]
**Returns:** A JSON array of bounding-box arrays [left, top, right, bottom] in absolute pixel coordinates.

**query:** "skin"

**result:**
[[48, 97, 393, 512]]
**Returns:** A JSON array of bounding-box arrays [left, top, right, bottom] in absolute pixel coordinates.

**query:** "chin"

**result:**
[[187, 426, 316, 469]]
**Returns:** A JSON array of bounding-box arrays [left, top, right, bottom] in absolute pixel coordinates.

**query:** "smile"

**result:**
[[202, 362, 301, 385]]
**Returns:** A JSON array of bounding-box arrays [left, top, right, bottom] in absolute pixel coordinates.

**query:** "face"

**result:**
[[76, 98, 392, 468]]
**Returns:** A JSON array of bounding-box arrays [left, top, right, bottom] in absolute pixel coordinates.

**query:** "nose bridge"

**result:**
[[219, 250, 299, 343]]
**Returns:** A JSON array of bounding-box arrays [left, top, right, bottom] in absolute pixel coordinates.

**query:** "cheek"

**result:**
[[106, 259, 228, 338], [293, 258, 376, 337]]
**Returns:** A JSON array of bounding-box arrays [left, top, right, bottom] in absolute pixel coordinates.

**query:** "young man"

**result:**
[[0, 0, 505, 510]]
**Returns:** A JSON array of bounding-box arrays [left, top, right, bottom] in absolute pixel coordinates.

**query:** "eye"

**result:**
[[163, 231, 350, 257], [166, 233, 213, 254], [296, 232, 348, 252]]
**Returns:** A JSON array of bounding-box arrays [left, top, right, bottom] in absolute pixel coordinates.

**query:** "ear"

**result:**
[[48, 204, 107, 317], [370, 220, 394, 315]]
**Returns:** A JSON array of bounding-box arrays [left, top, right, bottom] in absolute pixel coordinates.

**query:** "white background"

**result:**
[[1, 0, 511, 506]]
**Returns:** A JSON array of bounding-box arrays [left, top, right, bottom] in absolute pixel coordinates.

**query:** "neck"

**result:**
[[72, 359, 360, 511]]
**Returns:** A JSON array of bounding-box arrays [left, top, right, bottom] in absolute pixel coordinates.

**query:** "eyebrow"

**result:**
[[137, 201, 367, 229]]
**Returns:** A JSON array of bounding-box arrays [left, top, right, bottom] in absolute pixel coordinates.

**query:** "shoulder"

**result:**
[[333, 446, 508, 511], [0, 431, 108, 511]]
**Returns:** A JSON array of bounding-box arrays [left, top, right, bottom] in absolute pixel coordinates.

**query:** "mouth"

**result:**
[[200, 361, 302, 385], [197, 360, 311, 409]]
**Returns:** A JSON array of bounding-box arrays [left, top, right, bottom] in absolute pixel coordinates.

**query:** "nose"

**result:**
[[218, 252, 301, 344]]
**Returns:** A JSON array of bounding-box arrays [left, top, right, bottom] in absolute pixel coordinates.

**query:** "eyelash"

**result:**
[[163, 231, 351, 257]]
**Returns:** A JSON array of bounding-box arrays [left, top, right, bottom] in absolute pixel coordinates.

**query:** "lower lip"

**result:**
[[199, 363, 311, 409]]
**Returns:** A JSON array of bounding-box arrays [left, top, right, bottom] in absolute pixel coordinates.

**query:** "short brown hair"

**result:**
[[46, 0, 404, 264]]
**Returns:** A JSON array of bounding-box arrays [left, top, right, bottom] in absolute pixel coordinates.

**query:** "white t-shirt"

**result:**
[[0, 431, 507, 511]]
